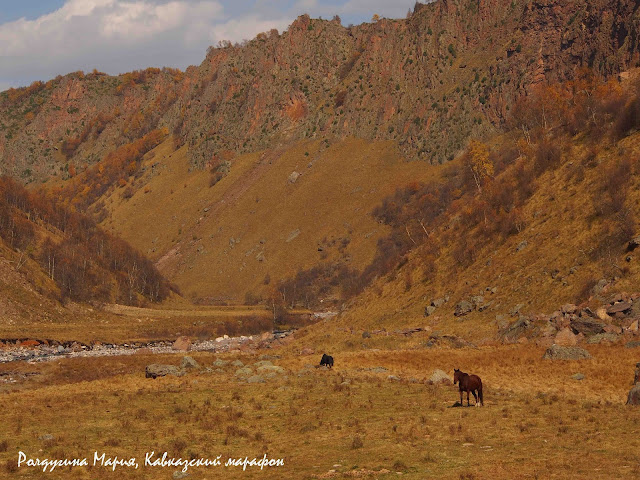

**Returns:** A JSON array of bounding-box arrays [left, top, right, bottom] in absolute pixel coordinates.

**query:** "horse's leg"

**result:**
[[467, 390, 470, 407], [459, 388, 463, 405], [472, 390, 478, 407]]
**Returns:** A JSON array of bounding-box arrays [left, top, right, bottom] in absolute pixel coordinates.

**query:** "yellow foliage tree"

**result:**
[[467, 139, 493, 192]]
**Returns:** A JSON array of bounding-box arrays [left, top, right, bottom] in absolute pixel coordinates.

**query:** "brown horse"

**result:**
[[453, 369, 484, 407]]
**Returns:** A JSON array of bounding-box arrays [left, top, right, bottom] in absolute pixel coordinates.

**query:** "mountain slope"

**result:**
[[2, 0, 639, 184], [2, 0, 640, 312], [0, 176, 174, 306], [298, 71, 640, 348], [98, 136, 434, 302]]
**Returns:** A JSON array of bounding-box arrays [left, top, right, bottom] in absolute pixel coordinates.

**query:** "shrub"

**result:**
[[612, 95, 640, 140], [534, 138, 562, 174]]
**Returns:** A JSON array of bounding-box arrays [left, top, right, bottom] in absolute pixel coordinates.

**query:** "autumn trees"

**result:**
[[53, 128, 167, 213], [466, 139, 493, 192], [0, 176, 173, 305]]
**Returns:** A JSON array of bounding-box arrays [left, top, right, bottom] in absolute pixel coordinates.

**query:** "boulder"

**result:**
[[427, 369, 452, 385], [235, 367, 253, 377], [454, 300, 473, 317], [246, 375, 266, 384], [596, 307, 612, 322], [607, 301, 633, 315], [570, 317, 605, 336], [231, 360, 244, 367], [586, 333, 619, 344], [212, 359, 228, 367], [431, 298, 447, 308], [288, 171, 300, 184], [181, 356, 199, 369], [145, 364, 184, 379], [561, 304, 578, 314], [543, 345, 592, 360], [470, 296, 485, 308], [424, 305, 436, 317], [253, 360, 273, 368], [300, 348, 314, 355], [625, 341, 640, 349], [554, 328, 577, 346], [172, 336, 191, 351], [362, 331, 371, 339], [571, 373, 585, 381], [629, 320, 639, 333], [257, 365, 285, 376], [604, 324, 623, 334], [627, 384, 640, 405], [500, 316, 531, 343]]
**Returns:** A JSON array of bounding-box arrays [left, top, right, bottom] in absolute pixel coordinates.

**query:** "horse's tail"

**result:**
[[478, 380, 484, 406]]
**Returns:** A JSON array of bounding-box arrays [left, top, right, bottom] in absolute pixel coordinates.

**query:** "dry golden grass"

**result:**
[[334, 130, 640, 340], [101, 137, 436, 302], [0, 301, 281, 344], [1, 344, 639, 479]]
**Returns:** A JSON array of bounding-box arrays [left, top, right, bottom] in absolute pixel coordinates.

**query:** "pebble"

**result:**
[[0, 331, 294, 364]]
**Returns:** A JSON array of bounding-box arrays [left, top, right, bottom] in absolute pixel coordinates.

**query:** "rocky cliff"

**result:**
[[2, 0, 639, 184]]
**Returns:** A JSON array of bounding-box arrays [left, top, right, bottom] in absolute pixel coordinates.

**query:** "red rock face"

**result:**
[[2, 0, 640, 183]]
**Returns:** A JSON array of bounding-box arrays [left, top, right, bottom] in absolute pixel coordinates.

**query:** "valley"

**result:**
[[2, 0, 640, 478]]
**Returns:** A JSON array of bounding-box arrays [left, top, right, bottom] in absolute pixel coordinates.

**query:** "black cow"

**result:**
[[320, 353, 334, 368]]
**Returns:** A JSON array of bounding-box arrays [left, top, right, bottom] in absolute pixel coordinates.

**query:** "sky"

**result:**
[[0, 0, 419, 91]]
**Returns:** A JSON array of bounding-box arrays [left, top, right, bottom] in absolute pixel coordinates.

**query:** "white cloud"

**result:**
[[0, 0, 290, 88], [208, 15, 291, 44], [0, 0, 418, 89]]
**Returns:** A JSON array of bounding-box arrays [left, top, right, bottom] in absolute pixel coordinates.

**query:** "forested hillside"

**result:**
[[0, 176, 174, 305]]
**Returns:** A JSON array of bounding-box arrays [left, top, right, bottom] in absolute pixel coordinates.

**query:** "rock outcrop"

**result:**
[[145, 364, 184, 379], [3, 0, 639, 183], [543, 345, 592, 361]]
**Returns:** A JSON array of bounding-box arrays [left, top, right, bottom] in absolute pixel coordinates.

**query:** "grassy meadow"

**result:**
[[1, 342, 639, 479]]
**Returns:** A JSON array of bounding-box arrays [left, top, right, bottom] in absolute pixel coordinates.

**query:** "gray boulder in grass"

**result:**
[[427, 369, 452, 385], [145, 364, 184, 379], [542, 345, 592, 360], [627, 384, 640, 405]]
